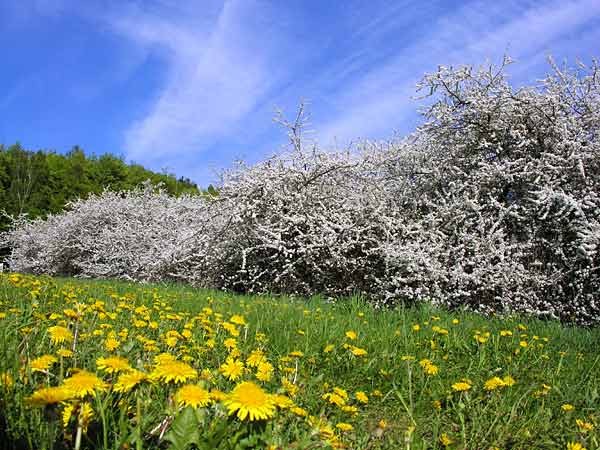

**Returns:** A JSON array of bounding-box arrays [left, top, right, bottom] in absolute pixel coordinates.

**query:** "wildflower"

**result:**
[[219, 358, 244, 381], [452, 319, 459, 325], [440, 433, 453, 446], [150, 360, 198, 384], [62, 403, 75, 428], [96, 356, 132, 374], [452, 381, 472, 392], [57, 348, 73, 358], [281, 378, 298, 397], [272, 394, 294, 409], [256, 361, 274, 382], [502, 375, 516, 386], [30, 355, 58, 373], [323, 392, 347, 407], [349, 346, 367, 357], [79, 403, 94, 432], [566, 443, 586, 450], [419, 359, 439, 376], [224, 381, 276, 421], [104, 336, 120, 352], [561, 404, 575, 412], [291, 406, 308, 417], [175, 385, 212, 408], [0, 372, 14, 387], [355, 391, 369, 404], [432, 400, 442, 410], [412, 324, 420, 331], [289, 350, 304, 358], [224, 338, 237, 350], [114, 369, 147, 393], [575, 419, 594, 433], [246, 349, 266, 368], [63, 370, 106, 398], [519, 341, 528, 348], [341, 405, 359, 415], [229, 315, 246, 326], [500, 330, 513, 337], [47, 325, 73, 345], [345, 331, 357, 340], [336, 422, 353, 432], [484, 377, 506, 391], [27, 386, 73, 406], [323, 344, 335, 353]]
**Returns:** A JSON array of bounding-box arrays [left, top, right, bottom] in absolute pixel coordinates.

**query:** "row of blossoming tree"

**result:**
[[2, 57, 599, 324]]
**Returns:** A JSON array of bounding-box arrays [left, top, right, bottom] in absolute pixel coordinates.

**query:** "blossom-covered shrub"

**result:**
[[2, 57, 599, 323]]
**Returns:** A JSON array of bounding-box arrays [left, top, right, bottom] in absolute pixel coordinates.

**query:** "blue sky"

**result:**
[[1, 0, 599, 186]]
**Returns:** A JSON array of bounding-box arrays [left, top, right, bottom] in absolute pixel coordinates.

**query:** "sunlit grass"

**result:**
[[0, 273, 598, 449]]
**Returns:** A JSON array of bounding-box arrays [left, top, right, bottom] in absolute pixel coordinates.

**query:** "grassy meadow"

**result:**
[[0, 273, 598, 450]]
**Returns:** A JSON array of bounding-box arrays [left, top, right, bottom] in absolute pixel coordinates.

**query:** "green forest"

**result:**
[[0, 143, 200, 232]]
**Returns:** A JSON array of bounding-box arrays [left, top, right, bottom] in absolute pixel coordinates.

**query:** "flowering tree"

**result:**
[[2, 57, 599, 324]]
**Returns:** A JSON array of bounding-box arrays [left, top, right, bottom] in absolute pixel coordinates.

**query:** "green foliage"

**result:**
[[0, 143, 200, 233]]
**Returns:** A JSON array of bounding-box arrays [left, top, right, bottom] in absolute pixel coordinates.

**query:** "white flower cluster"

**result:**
[[2, 57, 599, 323]]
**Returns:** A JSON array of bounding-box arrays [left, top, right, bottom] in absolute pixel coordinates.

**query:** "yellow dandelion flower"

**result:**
[[0, 372, 14, 387], [432, 400, 442, 410], [175, 385, 212, 408], [63, 370, 106, 398], [341, 405, 358, 415], [484, 377, 506, 391], [322, 392, 346, 407], [272, 394, 294, 409], [224, 338, 237, 350], [576, 419, 594, 432], [289, 350, 304, 358], [323, 344, 335, 353], [412, 324, 420, 331], [562, 404, 575, 412], [27, 386, 73, 406], [57, 348, 73, 358], [336, 422, 353, 432], [355, 391, 369, 404], [219, 358, 244, 381], [222, 322, 240, 337], [80, 402, 94, 432], [439, 433, 453, 446], [96, 356, 132, 374], [345, 331, 357, 340], [210, 389, 227, 401], [30, 355, 58, 373], [281, 378, 298, 397], [256, 361, 274, 382], [452, 381, 472, 392], [62, 403, 75, 428], [150, 359, 198, 384], [224, 381, 276, 421], [519, 341, 528, 348], [48, 326, 73, 345], [349, 346, 367, 357], [114, 369, 147, 393], [290, 406, 308, 417], [229, 315, 247, 326], [567, 443, 586, 450], [246, 349, 266, 368], [104, 336, 120, 352], [502, 375, 516, 386], [500, 330, 513, 337]]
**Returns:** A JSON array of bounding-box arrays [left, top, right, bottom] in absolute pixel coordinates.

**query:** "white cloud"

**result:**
[[317, 0, 600, 144], [104, 1, 279, 166]]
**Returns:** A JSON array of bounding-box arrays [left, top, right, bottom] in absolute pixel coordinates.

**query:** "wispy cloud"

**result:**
[[105, 1, 283, 166], [317, 0, 600, 144]]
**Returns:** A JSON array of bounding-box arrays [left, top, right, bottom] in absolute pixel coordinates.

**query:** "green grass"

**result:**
[[0, 273, 599, 450]]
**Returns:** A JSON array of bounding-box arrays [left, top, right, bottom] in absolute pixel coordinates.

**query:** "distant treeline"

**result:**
[[0, 143, 201, 232]]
